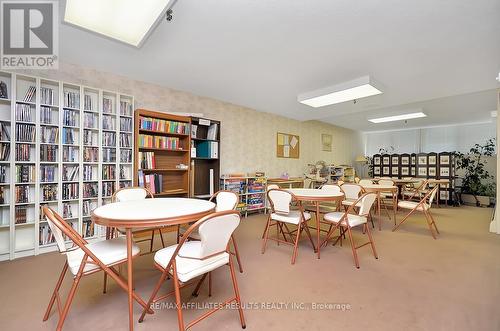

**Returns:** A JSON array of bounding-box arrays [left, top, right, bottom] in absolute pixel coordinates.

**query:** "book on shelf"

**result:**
[[138, 134, 181, 150], [83, 199, 97, 217], [39, 224, 56, 245], [139, 116, 189, 134], [40, 165, 56, 182], [63, 109, 78, 126], [40, 145, 57, 162], [138, 151, 155, 169], [191, 124, 198, 138], [82, 165, 95, 181], [0, 186, 4, 204], [102, 181, 115, 197], [119, 133, 131, 147], [120, 100, 133, 116], [103, 98, 113, 114], [120, 117, 132, 131], [119, 165, 130, 180], [0, 123, 10, 140], [102, 148, 116, 162], [83, 220, 95, 238], [120, 149, 132, 163], [64, 90, 80, 108], [15, 144, 30, 161], [84, 94, 93, 111], [40, 106, 54, 124], [40, 86, 55, 105], [102, 132, 116, 147], [63, 165, 79, 181], [207, 123, 218, 140], [62, 183, 79, 200], [83, 182, 98, 198], [102, 114, 115, 130], [15, 123, 36, 142], [63, 146, 78, 162], [196, 141, 218, 158], [40, 126, 59, 143], [41, 184, 57, 201], [15, 185, 31, 203], [15, 165, 35, 182], [0, 143, 10, 161], [0, 165, 6, 183], [63, 202, 73, 218], [102, 165, 116, 180], [83, 147, 98, 162], [15, 103, 35, 122], [15, 206, 28, 224], [23, 86, 36, 102], [83, 112, 98, 129]]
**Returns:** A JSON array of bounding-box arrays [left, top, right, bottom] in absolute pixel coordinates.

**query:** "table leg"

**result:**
[[393, 191, 397, 225], [316, 202, 320, 259], [126, 229, 134, 331], [377, 191, 381, 231]]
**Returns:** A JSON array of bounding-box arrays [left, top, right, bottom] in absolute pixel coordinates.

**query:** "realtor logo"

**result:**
[[1, 0, 58, 69]]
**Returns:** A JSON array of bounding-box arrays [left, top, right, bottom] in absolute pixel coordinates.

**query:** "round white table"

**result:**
[[360, 184, 398, 230], [286, 188, 344, 259], [92, 198, 216, 331]]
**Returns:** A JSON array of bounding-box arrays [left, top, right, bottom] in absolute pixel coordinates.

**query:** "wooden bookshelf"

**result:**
[[134, 109, 191, 197], [189, 117, 220, 199], [0, 70, 134, 261]]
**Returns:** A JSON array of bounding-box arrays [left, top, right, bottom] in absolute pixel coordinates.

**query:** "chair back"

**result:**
[[378, 179, 394, 186], [357, 193, 378, 216], [113, 187, 153, 202], [320, 184, 341, 194], [359, 179, 373, 186], [426, 186, 439, 206], [267, 189, 292, 214], [267, 184, 280, 191], [340, 183, 362, 200], [42, 206, 85, 253], [337, 180, 345, 185], [354, 177, 360, 183], [211, 191, 238, 212]]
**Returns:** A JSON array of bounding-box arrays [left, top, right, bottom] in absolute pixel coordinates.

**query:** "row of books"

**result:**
[[41, 184, 57, 201], [63, 146, 78, 162], [139, 116, 189, 134], [102, 181, 115, 197], [40, 126, 58, 143], [102, 165, 116, 180], [119, 133, 131, 147], [40, 106, 54, 125], [15, 103, 35, 122], [40, 165, 56, 182], [15, 144, 30, 161], [15, 185, 31, 203], [63, 202, 74, 218], [40, 145, 57, 162], [120, 149, 132, 163], [120, 117, 132, 132], [83, 165, 95, 181], [62, 128, 77, 145], [196, 141, 218, 158], [83, 220, 94, 238], [63, 109, 78, 126], [138, 134, 181, 150], [0, 143, 10, 161], [222, 179, 246, 194], [119, 181, 132, 189], [102, 132, 116, 147], [120, 101, 133, 116], [83, 199, 97, 217], [83, 130, 96, 146], [137, 170, 164, 194], [102, 114, 115, 130], [39, 224, 56, 245], [138, 151, 155, 169], [40, 86, 55, 105], [64, 90, 80, 109], [62, 183, 79, 200], [103, 98, 113, 114], [83, 182, 98, 198], [103, 148, 116, 162], [0, 123, 10, 140], [0, 165, 6, 183], [0, 186, 4, 204], [15, 206, 28, 223], [84, 94, 93, 111], [63, 165, 79, 181], [120, 165, 131, 180], [16, 123, 36, 142], [15, 165, 35, 183], [83, 112, 98, 129], [22, 86, 36, 102], [84, 147, 98, 162]]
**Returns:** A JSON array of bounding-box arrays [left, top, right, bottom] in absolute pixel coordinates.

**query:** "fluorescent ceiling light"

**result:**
[[298, 76, 383, 108], [368, 112, 427, 124], [64, 0, 174, 47]]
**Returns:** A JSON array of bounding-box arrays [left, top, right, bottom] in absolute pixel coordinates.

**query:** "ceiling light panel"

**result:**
[[64, 0, 174, 47], [368, 112, 427, 123]]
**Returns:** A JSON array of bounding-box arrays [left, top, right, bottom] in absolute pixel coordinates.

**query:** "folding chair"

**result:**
[[262, 189, 315, 264], [392, 186, 440, 239], [321, 192, 379, 268], [41, 207, 152, 331], [138, 211, 246, 331]]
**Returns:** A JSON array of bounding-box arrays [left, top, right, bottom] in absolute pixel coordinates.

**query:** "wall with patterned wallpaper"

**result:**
[[18, 62, 363, 177]]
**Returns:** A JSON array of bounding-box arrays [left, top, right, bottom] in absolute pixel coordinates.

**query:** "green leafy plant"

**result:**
[[455, 138, 496, 202]]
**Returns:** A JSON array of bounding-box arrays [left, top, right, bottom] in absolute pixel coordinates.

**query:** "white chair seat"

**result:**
[[323, 212, 367, 227], [398, 200, 430, 211], [341, 199, 362, 207], [270, 210, 311, 225], [154, 241, 229, 283], [66, 237, 140, 275]]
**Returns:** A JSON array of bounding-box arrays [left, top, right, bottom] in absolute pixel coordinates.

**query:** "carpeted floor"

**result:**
[[0, 205, 499, 331]]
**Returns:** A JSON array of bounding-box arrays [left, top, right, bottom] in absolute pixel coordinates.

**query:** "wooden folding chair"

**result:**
[[138, 210, 246, 331], [392, 186, 440, 239], [262, 189, 315, 264], [41, 207, 152, 331], [321, 192, 379, 268]]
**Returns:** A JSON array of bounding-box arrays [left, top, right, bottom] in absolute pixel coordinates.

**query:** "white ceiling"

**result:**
[[59, 0, 500, 131]]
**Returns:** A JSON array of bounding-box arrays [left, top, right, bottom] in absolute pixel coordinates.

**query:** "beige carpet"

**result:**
[[0, 205, 499, 331]]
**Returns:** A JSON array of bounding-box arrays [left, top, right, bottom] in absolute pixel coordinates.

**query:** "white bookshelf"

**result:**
[[220, 176, 267, 218], [0, 71, 134, 260]]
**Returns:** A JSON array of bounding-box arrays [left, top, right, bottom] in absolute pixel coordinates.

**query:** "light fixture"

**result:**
[[298, 76, 383, 108], [368, 112, 427, 124], [64, 0, 175, 47]]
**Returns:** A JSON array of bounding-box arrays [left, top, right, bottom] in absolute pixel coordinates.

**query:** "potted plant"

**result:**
[[455, 138, 496, 207]]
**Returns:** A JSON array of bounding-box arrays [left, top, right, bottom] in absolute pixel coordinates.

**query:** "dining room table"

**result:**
[[359, 183, 398, 230], [372, 177, 420, 198], [91, 197, 216, 331], [285, 188, 344, 259]]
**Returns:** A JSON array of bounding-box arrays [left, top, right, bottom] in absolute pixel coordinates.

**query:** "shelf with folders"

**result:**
[[0, 70, 135, 260], [219, 175, 268, 218]]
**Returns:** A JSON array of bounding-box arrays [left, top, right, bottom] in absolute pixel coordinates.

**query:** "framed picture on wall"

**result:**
[[428, 155, 437, 165], [401, 167, 409, 176], [418, 167, 427, 176], [382, 156, 390, 165], [401, 156, 410, 165], [418, 156, 427, 165], [440, 167, 450, 177], [383, 166, 390, 175], [321, 133, 332, 152], [440, 154, 450, 165], [391, 155, 399, 165], [391, 166, 399, 175], [428, 167, 436, 177]]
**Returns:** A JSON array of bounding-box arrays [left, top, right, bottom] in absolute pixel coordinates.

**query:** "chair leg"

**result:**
[[423, 210, 437, 239], [176, 225, 181, 244], [43, 262, 68, 321], [291, 223, 301, 265], [303, 222, 316, 250], [427, 210, 440, 234], [231, 235, 244, 273], [56, 269, 83, 331], [228, 257, 246, 329], [102, 272, 108, 294], [392, 207, 418, 232], [261, 216, 272, 254], [345, 226, 360, 269], [365, 223, 378, 259], [208, 271, 212, 297], [159, 228, 166, 248], [149, 230, 155, 253], [172, 263, 185, 331], [139, 269, 170, 322], [191, 273, 208, 297]]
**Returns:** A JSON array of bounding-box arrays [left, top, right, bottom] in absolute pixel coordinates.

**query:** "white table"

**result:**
[[360, 184, 398, 230], [92, 198, 216, 331], [286, 188, 344, 259]]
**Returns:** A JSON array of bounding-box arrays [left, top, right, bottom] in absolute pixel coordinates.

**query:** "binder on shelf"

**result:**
[[207, 123, 218, 140]]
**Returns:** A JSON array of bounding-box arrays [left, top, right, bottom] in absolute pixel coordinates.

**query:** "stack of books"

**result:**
[[138, 151, 155, 169], [137, 170, 163, 194], [138, 134, 181, 149], [139, 117, 189, 134]]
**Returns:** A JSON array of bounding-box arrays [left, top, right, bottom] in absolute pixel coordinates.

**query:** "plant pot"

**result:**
[[461, 193, 491, 207]]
